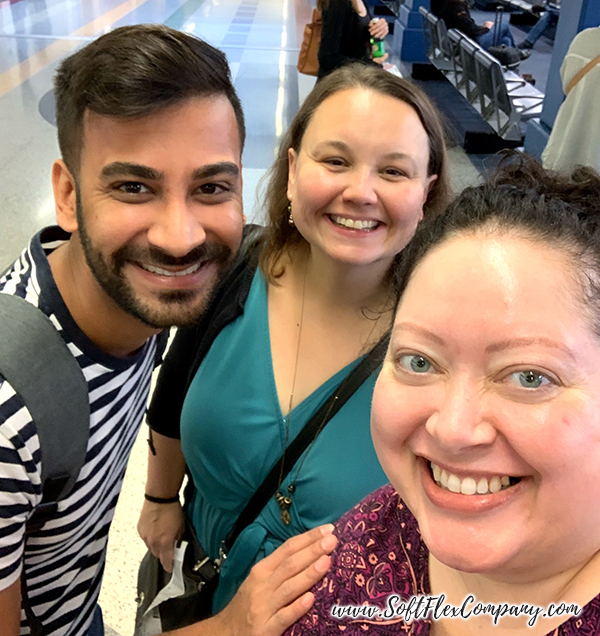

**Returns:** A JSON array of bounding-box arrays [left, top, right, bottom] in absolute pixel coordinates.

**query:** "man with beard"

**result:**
[[0, 24, 335, 636]]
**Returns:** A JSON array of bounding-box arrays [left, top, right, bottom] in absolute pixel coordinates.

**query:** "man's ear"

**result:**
[[52, 160, 78, 232]]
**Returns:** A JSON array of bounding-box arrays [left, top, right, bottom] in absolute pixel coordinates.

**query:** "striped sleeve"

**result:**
[[0, 377, 42, 591]]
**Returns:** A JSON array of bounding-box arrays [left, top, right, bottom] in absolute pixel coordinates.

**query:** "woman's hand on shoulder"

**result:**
[[137, 499, 185, 572], [369, 18, 389, 39], [212, 524, 337, 636]]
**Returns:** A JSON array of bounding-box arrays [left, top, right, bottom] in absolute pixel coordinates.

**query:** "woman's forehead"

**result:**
[[306, 88, 422, 138], [395, 233, 592, 343]]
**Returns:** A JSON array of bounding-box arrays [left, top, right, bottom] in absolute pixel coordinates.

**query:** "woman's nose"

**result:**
[[342, 167, 378, 206], [425, 377, 497, 454]]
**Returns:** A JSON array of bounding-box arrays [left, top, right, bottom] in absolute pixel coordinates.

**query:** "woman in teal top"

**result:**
[[180, 266, 385, 610], [139, 64, 450, 631]]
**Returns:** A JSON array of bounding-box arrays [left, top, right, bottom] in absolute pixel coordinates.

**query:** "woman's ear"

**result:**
[[423, 174, 438, 205], [52, 160, 79, 233], [287, 148, 297, 201]]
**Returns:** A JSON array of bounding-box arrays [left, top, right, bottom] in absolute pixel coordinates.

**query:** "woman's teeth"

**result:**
[[430, 462, 517, 495], [331, 215, 379, 231]]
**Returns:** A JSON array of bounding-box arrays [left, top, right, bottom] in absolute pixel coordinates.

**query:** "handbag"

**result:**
[[135, 516, 219, 635], [134, 336, 388, 635], [297, 8, 322, 76], [488, 44, 521, 70]]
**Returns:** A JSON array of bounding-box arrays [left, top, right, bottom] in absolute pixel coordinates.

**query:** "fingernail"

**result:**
[[321, 534, 337, 550], [315, 555, 330, 573], [320, 523, 335, 535], [302, 592, 315, 608]]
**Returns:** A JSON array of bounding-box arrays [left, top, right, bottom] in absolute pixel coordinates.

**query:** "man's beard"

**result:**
[[75, 192, 233, 329]]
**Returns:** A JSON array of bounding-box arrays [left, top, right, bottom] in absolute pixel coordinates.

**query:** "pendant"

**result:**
[[275, 491, 292, 525]]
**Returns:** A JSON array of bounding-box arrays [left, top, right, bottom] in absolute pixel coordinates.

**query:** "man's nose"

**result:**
[[146, 197, 207, 258], [425, 376, 497, 454]]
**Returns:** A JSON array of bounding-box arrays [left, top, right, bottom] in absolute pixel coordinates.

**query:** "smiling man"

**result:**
[[0, 25, 246, 636]]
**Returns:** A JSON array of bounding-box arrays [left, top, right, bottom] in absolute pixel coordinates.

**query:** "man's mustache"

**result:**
[[114, 241, 232, 269]]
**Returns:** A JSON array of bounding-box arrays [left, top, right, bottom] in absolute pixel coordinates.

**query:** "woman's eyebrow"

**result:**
[[486, 337, 576, 359], [315, 140, 350, 153], [393, 322, 446, 346]]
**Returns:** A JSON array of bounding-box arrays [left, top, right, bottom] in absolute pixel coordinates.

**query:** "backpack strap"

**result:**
[[0, 293, 90, 635], [0, 294, 90, 515]]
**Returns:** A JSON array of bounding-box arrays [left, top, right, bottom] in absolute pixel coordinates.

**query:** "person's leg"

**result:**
[[476, 29, 495, 50], [86, 606, 105, 636], [519, 10, 552, 48], [477, 21, 515, 50], [498, 21, 516, 47]]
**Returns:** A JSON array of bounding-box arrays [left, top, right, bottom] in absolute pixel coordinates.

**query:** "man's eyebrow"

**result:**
[[192, 162, 240, 180], [486, 337, 575, 359], [100, 162, 163, 181], [393, 322, 446, 347]]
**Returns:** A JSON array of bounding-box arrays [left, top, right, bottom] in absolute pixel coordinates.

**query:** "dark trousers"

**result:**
[[86, 606, 104, 636]]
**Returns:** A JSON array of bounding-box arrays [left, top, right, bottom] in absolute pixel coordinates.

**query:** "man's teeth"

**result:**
[[431, 462, 514, 495], [139, 262, 202, 277], [331, 215, 378, 231]]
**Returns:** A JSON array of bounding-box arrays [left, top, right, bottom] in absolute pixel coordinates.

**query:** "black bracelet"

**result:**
[[144, 493, 180, 504]]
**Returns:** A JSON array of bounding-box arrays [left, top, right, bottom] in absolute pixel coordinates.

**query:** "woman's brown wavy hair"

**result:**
[[258, 63, 451, 283]]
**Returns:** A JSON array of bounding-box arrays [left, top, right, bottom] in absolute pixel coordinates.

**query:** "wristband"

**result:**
[[144, 493, 180, 504]]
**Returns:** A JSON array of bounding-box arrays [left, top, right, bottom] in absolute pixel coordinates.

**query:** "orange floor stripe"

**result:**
[[0, 0, 150, 97]]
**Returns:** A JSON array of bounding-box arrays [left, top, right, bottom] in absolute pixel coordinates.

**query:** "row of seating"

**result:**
[[419, 6, 544, 141]]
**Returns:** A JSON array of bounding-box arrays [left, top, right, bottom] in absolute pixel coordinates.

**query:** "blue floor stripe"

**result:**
[[163, 0, 208, 30]]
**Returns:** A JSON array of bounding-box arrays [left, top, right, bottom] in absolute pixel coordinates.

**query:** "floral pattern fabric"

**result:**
[[285, 484, 600, 635]]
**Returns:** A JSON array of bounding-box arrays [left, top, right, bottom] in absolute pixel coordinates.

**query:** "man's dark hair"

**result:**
[[54, 24, 245, 174]]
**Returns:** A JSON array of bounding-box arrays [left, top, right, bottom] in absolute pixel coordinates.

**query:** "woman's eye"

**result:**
[[398, 354, 434, 374], [507, 370, 553, 389], [116, 182, 150, 195], [324, 158, 346, 167], [383, 167, 407, 178]]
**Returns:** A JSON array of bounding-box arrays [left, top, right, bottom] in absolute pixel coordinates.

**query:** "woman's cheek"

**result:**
[[371, 375, 410, 446]]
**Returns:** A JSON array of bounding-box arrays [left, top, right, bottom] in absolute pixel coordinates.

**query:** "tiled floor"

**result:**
[[1, 0, 488, 633]]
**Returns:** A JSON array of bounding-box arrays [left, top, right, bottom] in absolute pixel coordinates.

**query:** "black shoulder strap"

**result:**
[[0, 293, 90, 522], [184, 224, 264, 388], [223, 334, 389, 552]]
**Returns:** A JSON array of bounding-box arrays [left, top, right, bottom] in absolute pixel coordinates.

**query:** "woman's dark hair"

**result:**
[[394, 152, 600, 331], [54, 24, 245, 175], [259, 63, 450, 282]]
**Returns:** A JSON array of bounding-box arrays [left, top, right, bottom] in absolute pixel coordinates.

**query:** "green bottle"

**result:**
[[370, 18, 386, 59]]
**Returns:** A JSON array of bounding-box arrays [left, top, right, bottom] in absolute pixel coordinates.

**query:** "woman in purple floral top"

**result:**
[[285, 156, 600, 636]]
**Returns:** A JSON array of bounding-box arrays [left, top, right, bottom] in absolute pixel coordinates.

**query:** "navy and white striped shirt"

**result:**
[[0, 227, 161, 635]]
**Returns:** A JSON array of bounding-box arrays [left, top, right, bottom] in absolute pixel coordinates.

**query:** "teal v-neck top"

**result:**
[[180, 269, 387, 612]]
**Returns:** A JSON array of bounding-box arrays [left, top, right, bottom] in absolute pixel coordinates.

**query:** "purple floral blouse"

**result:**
[[284, 484, 600, 635]]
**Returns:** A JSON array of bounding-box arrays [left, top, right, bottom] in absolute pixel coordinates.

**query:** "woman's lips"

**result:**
[[419, 456, 528, 514]]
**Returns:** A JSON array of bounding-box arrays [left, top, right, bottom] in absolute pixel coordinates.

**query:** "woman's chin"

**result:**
[[428, 544, 502, 574], [420, 522, 522, 577]]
